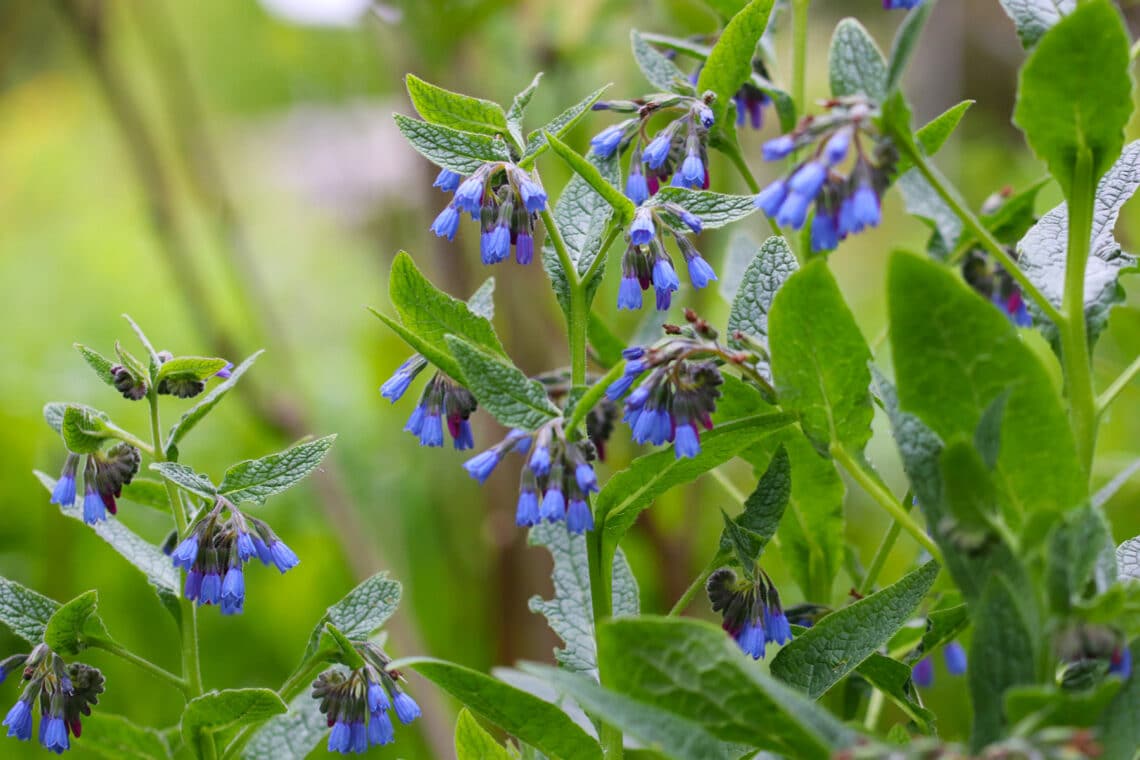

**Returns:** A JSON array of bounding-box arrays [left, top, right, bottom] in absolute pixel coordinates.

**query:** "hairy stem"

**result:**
[[91, 637, 189, 696], [587, 529, 622, 759], [792, 0, 811, 121], [858, 491, 913, 596], [668, 556, 720, 617], [566, 362, 626, 437], [1060, 148, 1098, 476], [831, 445, 942, 562], [1098, 351, 1140, 416]]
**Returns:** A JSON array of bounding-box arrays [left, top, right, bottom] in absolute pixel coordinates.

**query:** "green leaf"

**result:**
[[544, 131, 634, 224], [166, 351, 262, 454], [35, 470, 182, 608], [370, 308, 464, 382], [647, 188, 757, 229], [1046, 504, 1116, 613], [241, 690, 327, 760], [769, 259, 873, 454], [401, 658, 603, 760], [940, 439, 1004, 545], [467, 276, 496, 320], [1118, 536, 1140, 581], [181, 689, 287, 750], [405, 74, 508, 137], [0, 575, 59, 644], [1100, 642, 1140, 760], [828, 18, 888, 102], [118, 478, 173, 513], [696, 0, 776, 129], [898, 169, 963, 256], [218, 435, 336, 504], [770, 560, 940, 698], [387, 251, 506, 378], [885, 1, 935, 93], [597, 617, 856, 758], [44, 590, 110, 655], [917, 603, 970, 657], [587, 313, 625, 369], [1005, 680, 1123, 730], [61, 404, 111, 454], [726, 235, 797, 354], [155, 356, 229, 386], [528, 665, 738, 760], [1019, 141, 1140, 349], [631, 30, 694, 94], [393, 113, 511, 174], [894, 100, 973, 175], [446, 336, 559, 430], [522, 85, 611, 165], [82, 713, 172, 759], [305, 571, 401, 660], [507, 73, 542, 148], [855, 654, 935, 733], [151, 462, 218, 498], [595, 413, 796, 555], [75, 343, 117, 387], [967, 574, 1040, 749], [887, 252, 1084, 518], [528, 521, 638, 676], [998, 0, 1076, 48], [1013, 0, 1132, 200], [456, 708, 513, 760], [718, 446, 789, 567]]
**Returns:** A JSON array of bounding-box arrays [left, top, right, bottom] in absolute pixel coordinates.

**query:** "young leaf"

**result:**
[[44, 590, 111, 655], [855, 654, 936, 733], [894, 100, 974, 174], [528, 521, 639, 676], [1018, 141, 1140, 349], [371, 308, 465, 383], [544, 131, 635, 224], [769, 259, 873, 455], [888, 252, 1085, 517], [393, 113, 511, 174], [828, 18, 888, 102], [155, 357, 229, 387], [75, 344, 117, 387], [885, 1, 935, 93], [1013, 0, 1132, 199], [529, 665, 739, 760], [1046, 505, 1116, 613], [405, 74, 509, 137], [696, 0, 776, 128], [596, 617, 856, 758], [727, 235, 798, 352], [151, 462, 218, 498], [770, 560, 940, 698], [61, 404, 111, 454], [507, 73, 543, 148], [181, 689, 288, 751], [0, 575, 59, 644], [631, 30, 695, 95], [304, 571, 402, 660], [997, 0, 1076, 49], [717, 445, 790, 564], [166, 351, 263, 454], [81, 712, 172, 759], [445, 336, 560, 430], [522, 85, 610, 165], [241, 690, 327, 760], [218, 435, 337, 504], [647, 188, 757, 229], [399, 658, 603, 760], [455, 708, 513, 760]]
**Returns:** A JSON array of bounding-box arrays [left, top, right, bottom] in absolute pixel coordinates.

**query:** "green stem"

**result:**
[[587, 528, 622, 758], [1060, 148, 1098, 476], [580, 224, 621, 286], [566, 362, 626, 437], [899, 142, 1064, 326], [792, 0, 811, 121], [541, 209, 580, 289], [831, 445, 942, 562], [668, 557, 719, 617], [858, 491, 912, 596], [1098, 351, 1140, 416], [91, 637, 189, 696]]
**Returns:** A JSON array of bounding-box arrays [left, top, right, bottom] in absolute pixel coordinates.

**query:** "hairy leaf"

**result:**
[[522, 85, 610, 165], [997, 0, 1076, 48], [828, 18, 887, 102], [405, 74, 508, 137], [446, 337, 559, 430], [0, 575, 59, 644], [44, 590, 110, 655], [75, 344, 117, 387], [507, 74, 543, 148], [181, 689, 287, 750], [151, 462, 217, 498], [82, 713, 171, 760], [394, 113, 511, 174], [218, 435, 336, 504], [167, 351, 262, 453], [631, 30, 694, 94], [696, 0, 775, 128], [648, 188, 756, 229], [241, 689, 327, 760]]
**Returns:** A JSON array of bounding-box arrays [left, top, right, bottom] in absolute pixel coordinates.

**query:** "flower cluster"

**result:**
[[1055, 623, 1134, 683], [463, 424, 599, 534], [2, 644, 104, 754], [381, 356, 479, 450], [312, 644, 420, 754], [706, 568, 792, 660], [50, 443, 140, 525], [170, 499, 299, 615], [962, 250, 1032, 328], [754, 97, 897, 253], [616, 204, 715, 311], [430, 163, 547, 265], [912, 641, 968, 688]]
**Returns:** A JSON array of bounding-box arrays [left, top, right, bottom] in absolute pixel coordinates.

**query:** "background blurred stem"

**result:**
[[858, 490, 913, 596], [792, 0, 811, 120]]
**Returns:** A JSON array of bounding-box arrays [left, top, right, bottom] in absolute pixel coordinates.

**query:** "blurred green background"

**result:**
[[1, 0, 1139, 756]]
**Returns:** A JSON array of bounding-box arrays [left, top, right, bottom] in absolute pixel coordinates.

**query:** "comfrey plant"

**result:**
[[2, 318, 421, 758], [377, 0, 1140, 758]]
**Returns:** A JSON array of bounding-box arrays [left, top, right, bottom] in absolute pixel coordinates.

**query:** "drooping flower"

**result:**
[[707, 568, 793, 660], [403, 373, 478, 450], [313, 643, 420, 753], [943, 641, 968, 675], [962, 250, 1034, 328], [2, 645, 104, 753], [912, 656, 935, 687], [109, 364, 147, 400], [50, 455, 79, 508], [433, 168, 462, 193], [428, 164, 546, 264], [80, 458, 105, 525], [380, 357, 428, 403]]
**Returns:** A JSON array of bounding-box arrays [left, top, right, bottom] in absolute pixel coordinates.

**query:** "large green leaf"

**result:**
[[522, 85, 610, 164], [1012, 0, 1132, 200], [304, 572, 402, 660], [544, 132, 634, 224], [828, 18, 887, 102], [770, 560, 940, 698], [997, 0, 1076, 48], [455, 708, 513, 760], [405, 74, 508, 137], [769, 259, 873, 454], [393, 114, 511, 174], [44, 590, 111, 655], [855, 654, 935, 733], [155, 356, 229, 388], [887, 252, 1084, 517], [528, 521, 638, 676], [218, 435, 336, 504], [241, 690, 326, 760], [446, 337, 560, 430], [181, 689, 287, 751], [401, 658, 603, 760], [696, 0, 776, 128], [726, 235, 797, 359], [597, 617, 856, 758], [717, 445, 789, 567], [631, 30, 694, 95], [0, 575, 59, 644]]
